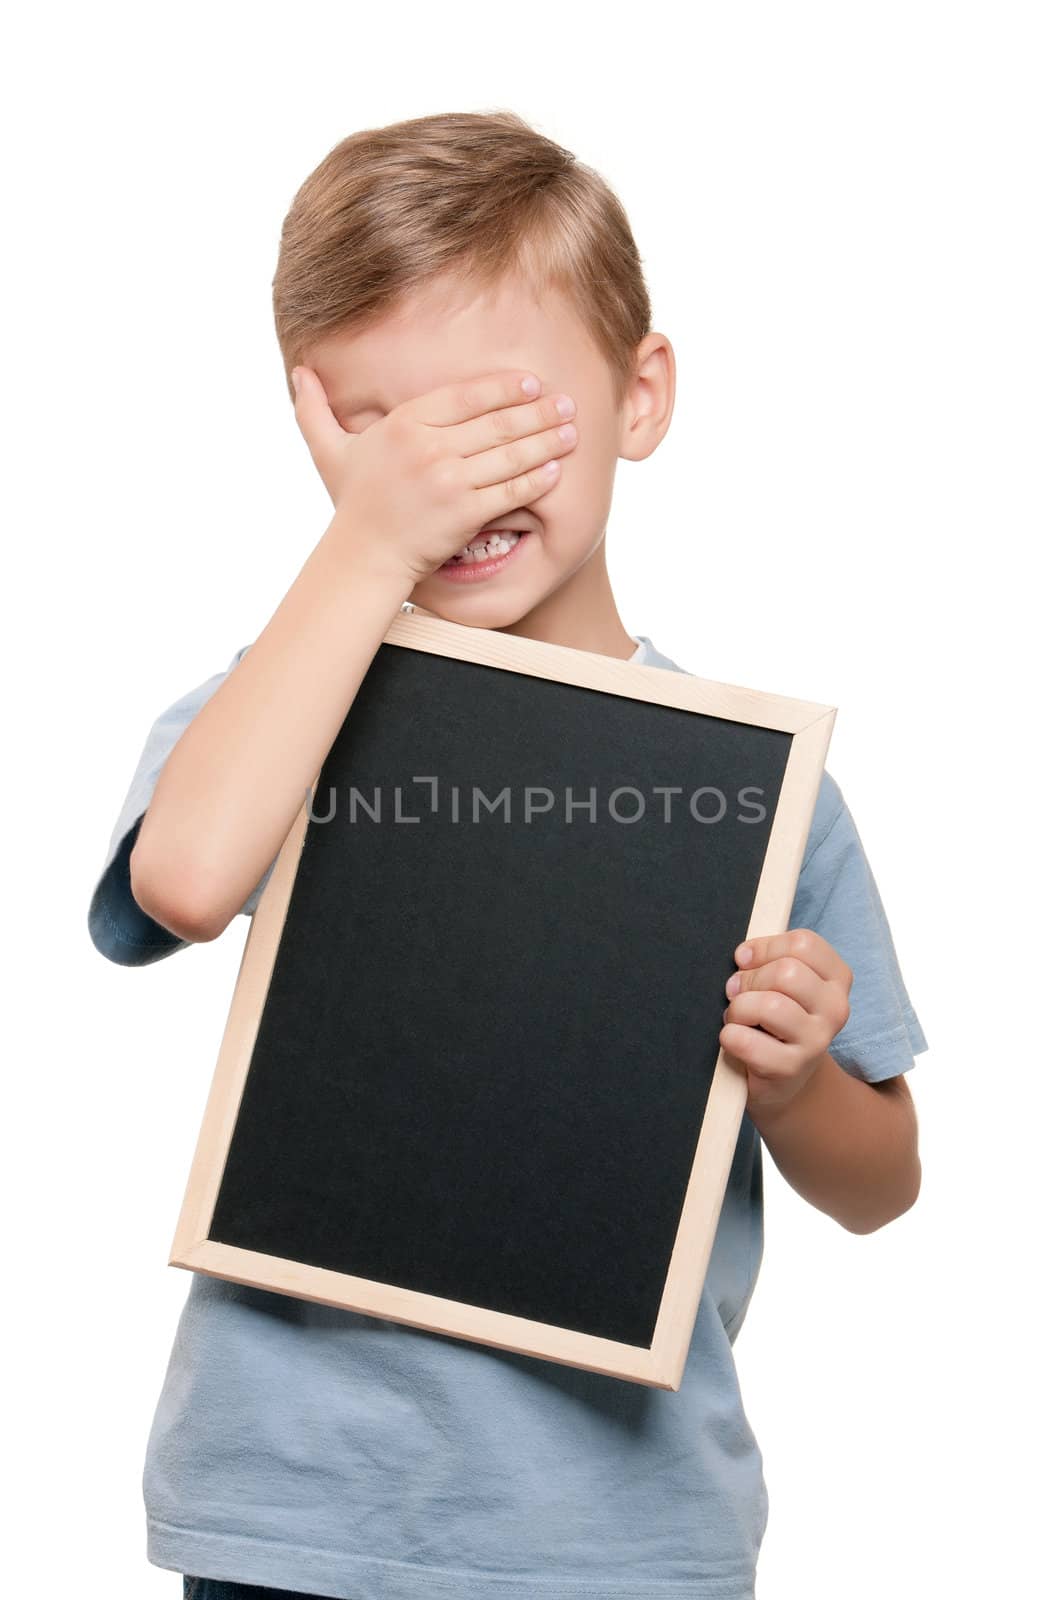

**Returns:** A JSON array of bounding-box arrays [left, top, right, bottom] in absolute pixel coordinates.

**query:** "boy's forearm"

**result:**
[[746, 1051, 921, 1234], [131, 514, 413, 940]]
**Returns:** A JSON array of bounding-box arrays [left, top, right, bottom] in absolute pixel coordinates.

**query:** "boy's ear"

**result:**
[[618, 334, 676, 463]]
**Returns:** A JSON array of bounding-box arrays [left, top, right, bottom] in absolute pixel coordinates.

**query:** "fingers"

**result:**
[[723, 989, 836, 1057], [465, 455, 568, 531], [464, 414, 578, 491], [415, 370, 545, 427], [734, 928, 853, 990], [418, 371, 578, 487], [724, 986, 808, 1043], [727, 957, 824, 1017], [724, 930, 852, 1050], [290, 365, 346, 490], [460, 393, 576, 460], [719, 1022, 805, 1080]]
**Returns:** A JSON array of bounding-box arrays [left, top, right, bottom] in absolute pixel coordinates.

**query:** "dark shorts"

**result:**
[[183, 1581, 333, 1600]]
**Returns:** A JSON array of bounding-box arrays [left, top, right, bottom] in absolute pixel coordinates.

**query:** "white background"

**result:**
[[5, 3, 1059, 1596]]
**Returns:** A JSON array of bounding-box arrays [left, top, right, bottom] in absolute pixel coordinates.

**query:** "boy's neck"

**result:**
[[498, 540, 638, 660], [409, 542, 640, 661]]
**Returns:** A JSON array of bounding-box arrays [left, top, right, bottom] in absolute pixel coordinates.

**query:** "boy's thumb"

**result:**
[[291, 365, 316, 413], [290, 365, 340, 480]]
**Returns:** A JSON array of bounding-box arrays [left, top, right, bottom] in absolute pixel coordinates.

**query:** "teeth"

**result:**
[[447, 530, 522, 565]]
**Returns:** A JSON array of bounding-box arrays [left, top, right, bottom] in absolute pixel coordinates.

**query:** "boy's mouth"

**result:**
[[436, 509, 537, 575], [435, 524, 533, 583], [443, 528, 526, 566]]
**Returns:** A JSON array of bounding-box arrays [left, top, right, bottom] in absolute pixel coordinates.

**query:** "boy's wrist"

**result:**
[[744, 1050, 831, 1135], [320, 509, 420, 600]]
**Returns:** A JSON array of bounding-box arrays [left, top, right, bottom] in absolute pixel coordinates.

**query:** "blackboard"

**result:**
[[170, 610, 834, 1388]]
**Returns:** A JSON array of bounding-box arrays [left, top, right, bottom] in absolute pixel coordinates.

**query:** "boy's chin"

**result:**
[[408, 573, 548, 631]]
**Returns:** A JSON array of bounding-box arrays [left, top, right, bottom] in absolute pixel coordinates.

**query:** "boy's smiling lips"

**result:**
[[432, 528, 534, 583], [424, 506, 540, 584]]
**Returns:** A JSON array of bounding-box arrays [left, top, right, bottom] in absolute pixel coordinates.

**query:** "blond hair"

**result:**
[[272, 109, 652, 411]]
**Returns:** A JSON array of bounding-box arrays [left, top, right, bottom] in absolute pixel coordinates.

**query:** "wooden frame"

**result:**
[[169, 610, 835, 1390]]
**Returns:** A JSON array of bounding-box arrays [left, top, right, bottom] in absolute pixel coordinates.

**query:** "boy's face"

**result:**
[[304, 267, 670, 639]]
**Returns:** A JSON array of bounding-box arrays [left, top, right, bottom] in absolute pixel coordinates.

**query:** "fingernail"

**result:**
[[736, 943, 752, 965], [726, 973, 740, 997]]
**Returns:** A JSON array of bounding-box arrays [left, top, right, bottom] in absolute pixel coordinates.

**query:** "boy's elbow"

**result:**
[[129, 840, 231, 945], [892, 1156, 924, 1225], [842, 1072, 922, 1235], [842, 1156, 922, 1235]]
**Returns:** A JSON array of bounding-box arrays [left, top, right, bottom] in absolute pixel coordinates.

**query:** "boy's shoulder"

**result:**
[[802, 765, 845, 867]]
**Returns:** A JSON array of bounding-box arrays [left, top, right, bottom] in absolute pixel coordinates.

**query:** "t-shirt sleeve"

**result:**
[[86, 644, 276, 967], [788, 769, 929, 1083]]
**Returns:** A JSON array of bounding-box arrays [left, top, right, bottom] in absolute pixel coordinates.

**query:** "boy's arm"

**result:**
[[745, 1049, 920, 1234], [720, 777, 928, 1234], [87, 524, 411, 967], [129, 520, 412, 944], [88, 655, 264, 967]]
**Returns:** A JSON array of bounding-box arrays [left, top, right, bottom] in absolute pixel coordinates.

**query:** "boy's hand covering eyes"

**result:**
[[288, 365, 578, 585], [721, 929, 854, 1113]]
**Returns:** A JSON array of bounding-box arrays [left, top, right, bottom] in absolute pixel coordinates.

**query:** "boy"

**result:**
[[88, 111, 927, 1600]]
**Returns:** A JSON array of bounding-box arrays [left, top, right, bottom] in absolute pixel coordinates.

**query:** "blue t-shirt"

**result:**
[[88, 633, 928, 1600]]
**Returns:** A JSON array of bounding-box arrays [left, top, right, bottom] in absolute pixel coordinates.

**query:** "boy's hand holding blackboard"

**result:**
[[721, 929, 853, 1116], [289, 364, 580, 585]]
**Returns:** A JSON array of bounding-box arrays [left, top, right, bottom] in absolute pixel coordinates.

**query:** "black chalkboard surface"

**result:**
[[170, 611, 834, 1388]]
